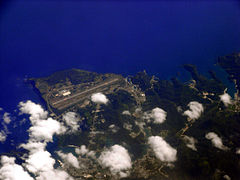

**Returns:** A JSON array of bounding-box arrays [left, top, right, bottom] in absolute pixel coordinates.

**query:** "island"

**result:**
[[30, 53, 240, 180]]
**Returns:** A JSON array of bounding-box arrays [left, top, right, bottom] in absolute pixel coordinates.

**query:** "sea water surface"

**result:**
[[0, 0, 240, 154]]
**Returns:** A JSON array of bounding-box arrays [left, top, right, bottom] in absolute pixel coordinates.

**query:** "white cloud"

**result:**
[[122, 110, 131, 116], [87, 151, 96, 158], [183, 136, 197, 151], [0, 111, 11, 142], [119, 172, 128, 178], [236, 148, 240, 154], [3, 112, 11, 124], [143, 107, 167, 124], [0, 156, 33, 180], [135, 120, 145, 129], [19, 101, 48, 123], [57, 152, 79, 168], [21, 144, 73, 180], [135, 108, 142, 113], [223, 175, 231, 180], [36, 169, 73, 180], [109, 124, 119, 133], [0, 130, 7, 143], [22, 146, 73, 180], [24, 150, 55, 174], [99, 145, 132, 177], [91, 92, 109, 104], [205, 132, 229, 151], [123, 123, 132, 131], [75, 145, 96, 158], [148, 136, 177, 162], [1, 101, 73, 180], [28, 118, 65, 142], [19, 141, 46, 153], [75, 145, 88, 155], [177, 106, 183, 113], [219, 93, 232, 107], [151, 107, 167, 124], [17, 101, 72, 180], [183, 101, 203, 120], [62, 112, 80, 132], [18, 101, 66, 143]]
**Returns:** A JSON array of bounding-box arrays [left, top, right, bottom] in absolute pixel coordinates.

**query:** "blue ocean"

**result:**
[[0, 1, 240, 154]]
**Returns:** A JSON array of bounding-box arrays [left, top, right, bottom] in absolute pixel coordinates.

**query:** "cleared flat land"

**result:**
[[50, 77, 122, 110]]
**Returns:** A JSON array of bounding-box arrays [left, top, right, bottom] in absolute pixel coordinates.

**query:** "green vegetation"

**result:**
[[32, 53, 240, 179]]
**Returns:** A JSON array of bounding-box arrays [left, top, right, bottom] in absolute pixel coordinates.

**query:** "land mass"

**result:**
[[31, 53, 240, 180], [30, 69, 145, 117]]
